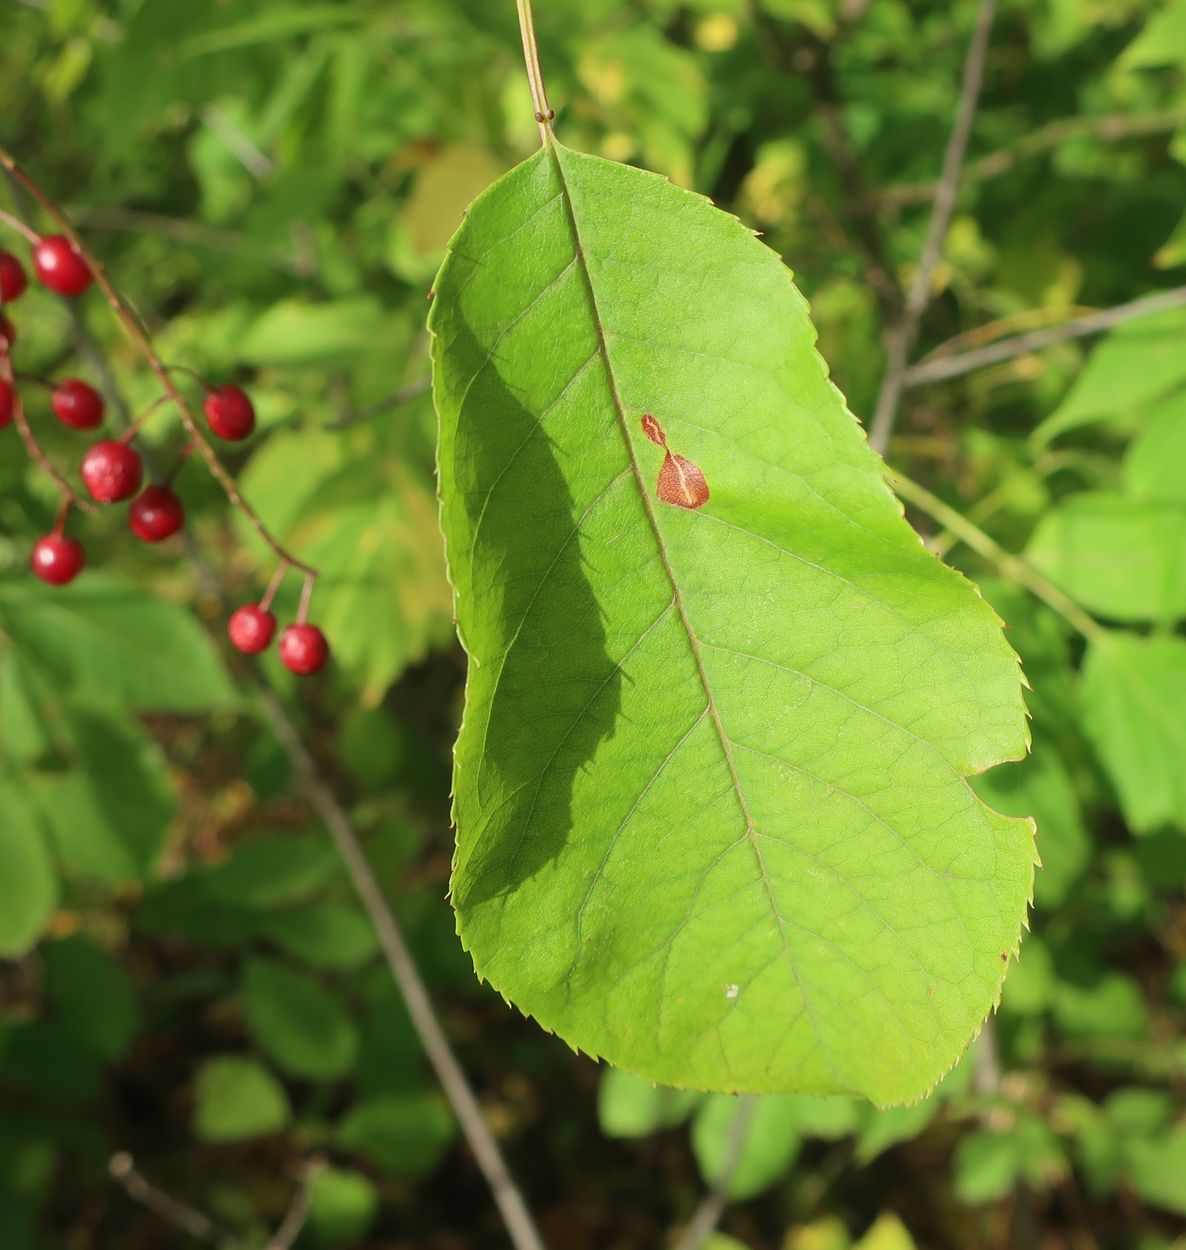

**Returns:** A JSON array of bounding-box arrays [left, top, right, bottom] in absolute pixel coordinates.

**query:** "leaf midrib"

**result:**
[[546, 140, 829, 1062]]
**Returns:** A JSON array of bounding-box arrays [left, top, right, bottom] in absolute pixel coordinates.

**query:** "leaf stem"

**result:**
[[891, 470, 1104, 641], [514, 0, 555, 142]]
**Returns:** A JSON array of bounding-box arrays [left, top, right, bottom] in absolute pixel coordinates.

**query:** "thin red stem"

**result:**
[[0, 146, 317, 579], [297, 572, 315, 625], [259, 561, 289, 614], [162, 440, 195, 488], [121, 394, 171, 443], [1, 348, 97, 514]]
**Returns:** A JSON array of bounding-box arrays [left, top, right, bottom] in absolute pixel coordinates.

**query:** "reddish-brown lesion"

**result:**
[[640, 413, 710, 510]]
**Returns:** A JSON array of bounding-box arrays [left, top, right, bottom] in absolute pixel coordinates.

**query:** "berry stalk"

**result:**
[[0, 144, 317, 581]]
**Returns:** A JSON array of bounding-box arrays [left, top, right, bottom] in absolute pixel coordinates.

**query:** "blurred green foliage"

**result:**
[[1, 0, 1185, 1247]]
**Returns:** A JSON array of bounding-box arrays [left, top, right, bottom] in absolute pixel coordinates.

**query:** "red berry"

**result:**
[[0, 250, 27, 301], [279, 624, 330, 675], [228, 605, 277, 655], [80, 439, 143, 503], [0, 313, 15, 346], [0, 379, 13, 429], [129, 485, 185, 542], [51, 378, 105, 430], [33, 235, 93, 297], [203, 384, 255, 441], [30, 534, 86, 586]]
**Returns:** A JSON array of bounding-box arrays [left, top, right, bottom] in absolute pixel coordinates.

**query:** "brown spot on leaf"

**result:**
[[658, 453, 710, 510], [641, 413, 666, 448], [1001, 951, 1009, 963], [640, 414, 710, 510]]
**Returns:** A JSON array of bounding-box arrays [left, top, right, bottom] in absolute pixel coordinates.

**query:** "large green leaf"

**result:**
[[430, 141, 1033, 1104]]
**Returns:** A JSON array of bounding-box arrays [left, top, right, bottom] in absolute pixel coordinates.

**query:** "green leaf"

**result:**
[[597, 1069, 702, 1138], [1026, 493, 1186, 623], [1032, 309, 1186, 445], [0, 780, 58, 957], [335, 1093, 455, 1178], [241, 957, 358, 1081], [257, 903, 378, 970], [1081, 634, 1186, 832], [0, 576, 235, 712], [192, 1056, 291, 1143], [306, 1166, 380, 1247], [1124, 1124, 1186, 1216], [1119, 0, 1186, 69], [431, 141, 1033, 1103], [692, 1095, 799, 1200], [42, 936, 137, 1063], [853, 1214, 917, 1250], [1123, 391, 1186, 502], [31, 709, 174, 885]]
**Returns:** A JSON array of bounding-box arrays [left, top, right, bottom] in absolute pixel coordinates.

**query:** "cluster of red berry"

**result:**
[[1, 236, 329, 676]]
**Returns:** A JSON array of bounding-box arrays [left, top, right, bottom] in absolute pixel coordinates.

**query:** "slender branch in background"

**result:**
[[890, 471, 1103, 640], [324, 376, 431, 430], [68, 206, 303, 275], [0, 148, 318, 579], [200, 105, 275, 179], [108, 1153, 244, 1250], [264, 1157, 326, 1250], [258, 687, 548, 1250], [806, 40, 901, 317], [868, 0, 998, 454], [68, 327, 548, 1250], [749, 7, 899, 317], [884, 106, 1186, 208], [903, 285, 1186, 387], [515, 0, 555, 141], [672, 1097, 757, 1250]]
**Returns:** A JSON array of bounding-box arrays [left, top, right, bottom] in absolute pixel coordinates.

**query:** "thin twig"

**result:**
[[673, 1097, 757, 1250], [108, 1153, 244, 1250], [890, 470, 1103, 640], [259, 690, 547, 1250], [72, 324, 549, 1250], [903, 285, 1186, 388], [0, 146, 317, 578], [868, 0, 998, 454], [884, 106, 1186, 207], [751, 9, 899, 317], [323, 377, 431, 430], [68, 206, 302, 274], [264, 1158, 326, 1250], [515, 0, 555, 141]]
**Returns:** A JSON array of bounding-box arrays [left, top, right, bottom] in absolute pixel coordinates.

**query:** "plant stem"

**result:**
[[0, 348, 97, 514], [891, 470, 1104, 641], [868, 0, 998, 454], [903, 284, 1186, 388], [673, 1097, 756, 1250], [514, 0, 554, 143], [0, 147, 317, 578], [78, 330, 549, 1250]]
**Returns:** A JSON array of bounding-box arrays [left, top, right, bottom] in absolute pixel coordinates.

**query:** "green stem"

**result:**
[[514, 0, 554, 143], [891, 470, 1105, 641]]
